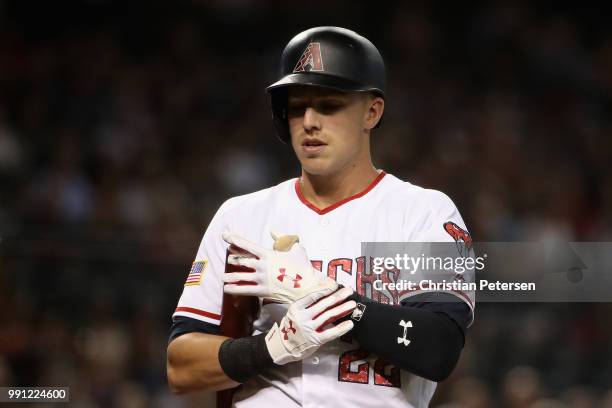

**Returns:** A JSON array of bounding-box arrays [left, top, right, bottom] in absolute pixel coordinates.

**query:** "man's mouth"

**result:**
[[302, 138, 327, 147], [301, 138, 328, 155]]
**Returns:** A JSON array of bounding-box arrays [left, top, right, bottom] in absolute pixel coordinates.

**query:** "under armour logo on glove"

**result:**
[[277, 268, 303, 288], [281, 319, 297, 340], [265, 287, 355, 365], [397, 320, 413, 346], [222, 231, 338, 303]]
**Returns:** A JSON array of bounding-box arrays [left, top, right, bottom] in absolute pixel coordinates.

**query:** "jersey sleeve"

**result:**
[[401, 190, 476, 326], [172, 200, 235, 326]]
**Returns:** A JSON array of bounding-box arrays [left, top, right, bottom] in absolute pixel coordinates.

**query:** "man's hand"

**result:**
[[265, 286, 355, 365], [222, 231, 338, 303]]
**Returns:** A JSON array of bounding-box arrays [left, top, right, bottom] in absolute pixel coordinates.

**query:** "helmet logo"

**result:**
[[293, 42, 324, 73]]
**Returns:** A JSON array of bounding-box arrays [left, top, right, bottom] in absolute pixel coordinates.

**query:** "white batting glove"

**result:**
[[265, 286, 356, 365], [222, 231, 338, 303]]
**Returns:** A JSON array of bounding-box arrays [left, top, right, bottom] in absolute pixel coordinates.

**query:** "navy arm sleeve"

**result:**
[[169, 316, 221, 342], [344, 291, 471, 382]]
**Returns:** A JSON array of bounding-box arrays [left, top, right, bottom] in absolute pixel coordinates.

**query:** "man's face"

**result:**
[[287, 86, 380, 176]]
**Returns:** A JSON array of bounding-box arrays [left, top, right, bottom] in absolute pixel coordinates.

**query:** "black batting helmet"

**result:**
[[266, 26, 386, 143]]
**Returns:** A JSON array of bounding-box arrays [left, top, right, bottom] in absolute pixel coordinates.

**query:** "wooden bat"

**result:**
[[216, 235, 298, 408]]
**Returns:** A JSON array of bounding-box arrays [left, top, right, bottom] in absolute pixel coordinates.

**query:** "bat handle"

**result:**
[[217, 249, 260, 408]]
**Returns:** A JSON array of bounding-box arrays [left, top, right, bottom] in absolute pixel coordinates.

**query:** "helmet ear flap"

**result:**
[[270, 87, 290, 144]]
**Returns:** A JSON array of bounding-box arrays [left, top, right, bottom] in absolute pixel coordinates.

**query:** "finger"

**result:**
[[317, 320, 354, 343], [228, 244, 257, 258], [223, 284, 265, 296], [314, 300, 356, 330], [227, 255, 258, 269], [306, 286, 353, 316], [222, 232, 265, 257], [293, 285, 337, 310], [223, 272, 261, 284]]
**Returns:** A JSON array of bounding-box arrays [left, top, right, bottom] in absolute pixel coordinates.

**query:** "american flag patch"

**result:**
[[184, 260, 207, 286]]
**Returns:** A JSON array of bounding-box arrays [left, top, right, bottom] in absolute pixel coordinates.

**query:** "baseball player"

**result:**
[[167, 27, 474, 408]]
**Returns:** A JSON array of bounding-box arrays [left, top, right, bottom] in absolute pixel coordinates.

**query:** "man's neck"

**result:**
[[299, 163, 380, 210]]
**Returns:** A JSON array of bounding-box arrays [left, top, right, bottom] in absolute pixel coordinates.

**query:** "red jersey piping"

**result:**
[[295, 171, 386, 215], [175, 307, 221, 321]]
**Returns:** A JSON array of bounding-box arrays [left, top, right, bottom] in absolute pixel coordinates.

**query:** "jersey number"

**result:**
[[338, 344, 401, 387]]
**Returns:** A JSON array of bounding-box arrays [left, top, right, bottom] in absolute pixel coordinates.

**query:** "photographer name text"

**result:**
[[373, 279, 536, 292]]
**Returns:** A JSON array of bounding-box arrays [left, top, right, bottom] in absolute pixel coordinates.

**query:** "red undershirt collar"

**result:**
[[294, 171, 386, 215]]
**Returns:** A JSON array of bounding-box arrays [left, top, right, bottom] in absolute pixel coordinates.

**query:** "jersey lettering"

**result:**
[[327, 258, 352, 282], [338, 348, 370, 384], [373, 357, 401, 387], [338, 342, 401, 387], [312, 256, 408, 304], [443, 221, 473, 256]]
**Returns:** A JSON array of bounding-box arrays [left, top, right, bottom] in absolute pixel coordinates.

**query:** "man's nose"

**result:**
[[302, 107, 321, 132]]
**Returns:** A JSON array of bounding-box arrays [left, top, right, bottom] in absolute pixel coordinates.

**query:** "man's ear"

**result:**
[[364, 96, 384, 130]]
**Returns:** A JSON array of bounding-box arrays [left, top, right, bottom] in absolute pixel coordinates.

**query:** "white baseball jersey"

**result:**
[[173, 171, 475, 408]]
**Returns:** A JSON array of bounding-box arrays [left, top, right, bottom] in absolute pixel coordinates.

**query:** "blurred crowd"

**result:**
[[0, 1, 611, 407]]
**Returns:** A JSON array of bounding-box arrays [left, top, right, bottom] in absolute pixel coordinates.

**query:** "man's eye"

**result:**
[[287, 101, 344, 115], [316, 101, 344, 114], [287, 104, 306, 115]]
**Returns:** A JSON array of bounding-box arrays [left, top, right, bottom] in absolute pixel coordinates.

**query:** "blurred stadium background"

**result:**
[[0, 1, 611, 407]]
